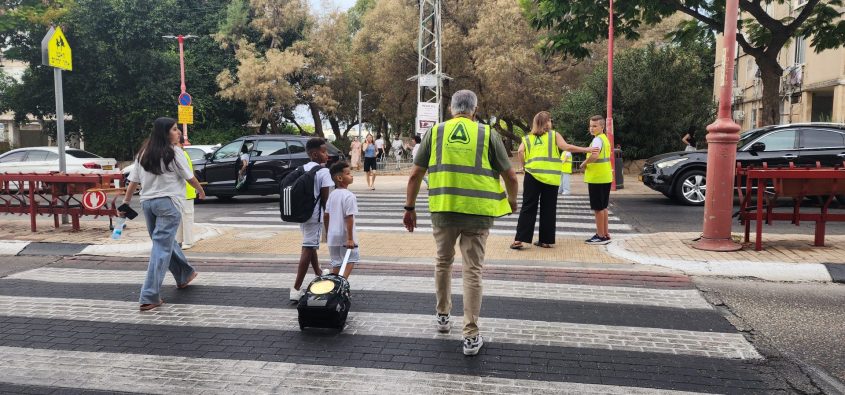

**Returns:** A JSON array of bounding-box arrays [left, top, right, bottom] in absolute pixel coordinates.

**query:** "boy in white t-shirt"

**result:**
[[324, 161, 359, 278], [290, 138, 334, 301]]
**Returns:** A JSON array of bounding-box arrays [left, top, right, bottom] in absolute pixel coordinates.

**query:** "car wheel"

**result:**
[[674, 170, 707, 206]]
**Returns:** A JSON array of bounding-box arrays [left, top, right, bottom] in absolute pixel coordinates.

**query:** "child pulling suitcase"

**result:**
[[297, 247, 354, 331]]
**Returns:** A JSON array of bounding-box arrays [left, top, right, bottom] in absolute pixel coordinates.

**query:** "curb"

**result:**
[[605, 237, 839, 283], [0, 225, 222, 257]]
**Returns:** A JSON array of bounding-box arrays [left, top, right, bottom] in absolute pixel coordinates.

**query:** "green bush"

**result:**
[[554, 44, 715, 159]]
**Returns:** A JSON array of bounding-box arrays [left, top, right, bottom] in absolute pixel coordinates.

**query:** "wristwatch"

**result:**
[[404, 206, 415, 211]]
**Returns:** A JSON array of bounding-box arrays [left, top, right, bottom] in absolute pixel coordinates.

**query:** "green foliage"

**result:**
[[5, 0, 248, 160], [554, 44, 714, 160]]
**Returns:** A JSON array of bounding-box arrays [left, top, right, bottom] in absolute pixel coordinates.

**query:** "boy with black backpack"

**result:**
[[281, 137, 334, 302]]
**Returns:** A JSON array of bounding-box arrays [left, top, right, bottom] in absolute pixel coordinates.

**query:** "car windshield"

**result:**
[[67, 149, 101, 158]]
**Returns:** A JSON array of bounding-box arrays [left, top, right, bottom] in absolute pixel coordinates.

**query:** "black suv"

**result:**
[[641, 123, 845, 205], [193, 135, 344, 200]]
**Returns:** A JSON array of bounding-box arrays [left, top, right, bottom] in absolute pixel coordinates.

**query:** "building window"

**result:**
[[794, 36, 805, 65], [751, 108, 758, 128]]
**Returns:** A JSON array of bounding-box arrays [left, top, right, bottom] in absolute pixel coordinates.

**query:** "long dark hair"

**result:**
[[138, 117, 177, 175]]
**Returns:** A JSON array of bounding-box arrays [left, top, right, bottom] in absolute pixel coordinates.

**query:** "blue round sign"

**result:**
[[178, 92, 192, 106]]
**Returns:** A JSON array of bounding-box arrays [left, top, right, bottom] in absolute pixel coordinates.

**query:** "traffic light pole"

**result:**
[[693, 0, 742, 252]]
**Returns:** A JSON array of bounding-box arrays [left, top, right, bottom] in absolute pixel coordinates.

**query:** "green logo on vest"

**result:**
[[448, 124, 470, 144]]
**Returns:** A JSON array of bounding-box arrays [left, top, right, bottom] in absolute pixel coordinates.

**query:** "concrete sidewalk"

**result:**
[[0, 216, 841, 282]]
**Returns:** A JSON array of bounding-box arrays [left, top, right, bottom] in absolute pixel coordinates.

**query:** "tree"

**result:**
[[554, 44, 714, 159], [215, 0, 314, 135], [522, 0, 845, 126]]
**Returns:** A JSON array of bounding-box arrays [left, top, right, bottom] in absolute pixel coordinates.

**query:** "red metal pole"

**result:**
[[693, 0, 742, 251], [607, 0, 616, 191], [177, 35, 189, 144]]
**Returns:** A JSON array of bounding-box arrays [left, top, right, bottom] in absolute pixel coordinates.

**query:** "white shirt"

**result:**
[[411, 144, 420, 160], [590, 136, 604, 155], [128, 146, 193, 209], [302, 161, 333, 223], [326, 188, 358, 246], [375, 139, 385, 149]]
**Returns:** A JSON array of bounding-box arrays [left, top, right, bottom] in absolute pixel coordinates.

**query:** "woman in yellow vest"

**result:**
[[177, 135, 197, 249], [510, 111, 596, 249]]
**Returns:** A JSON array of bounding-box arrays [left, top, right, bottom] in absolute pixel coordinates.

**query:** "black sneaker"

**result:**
[[585, 235, 603, 244], [594, 236, 611, 245], [463, 335, 484, 356]]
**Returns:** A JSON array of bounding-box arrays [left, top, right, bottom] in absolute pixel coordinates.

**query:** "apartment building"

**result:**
[[713, 1, 845, 128]]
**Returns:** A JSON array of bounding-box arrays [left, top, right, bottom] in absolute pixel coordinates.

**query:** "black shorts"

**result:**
[[588, 183, 612, 211], [364, 157, 377, 172]]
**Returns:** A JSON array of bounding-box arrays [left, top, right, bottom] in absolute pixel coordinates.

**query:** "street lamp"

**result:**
[[693, 0, 742, 251], [163, 34, 197, 144]]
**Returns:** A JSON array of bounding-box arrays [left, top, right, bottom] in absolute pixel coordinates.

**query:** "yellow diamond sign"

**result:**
[[47, 27, 72, 71]]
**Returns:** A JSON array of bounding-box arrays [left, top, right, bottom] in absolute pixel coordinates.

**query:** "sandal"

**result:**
[[510, 241, 524, 250], [533, 241, 552, 248], [140, 300, 165, 311], [177, 272, 198, 289]]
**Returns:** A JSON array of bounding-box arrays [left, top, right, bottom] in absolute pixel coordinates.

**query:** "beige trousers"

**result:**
[[176, 199, 194, 245], [432, 226, 489, 338]]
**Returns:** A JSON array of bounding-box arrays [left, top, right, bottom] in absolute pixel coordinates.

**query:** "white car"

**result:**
[[183, 144, 221, 162], [0, 147, 119, 174]]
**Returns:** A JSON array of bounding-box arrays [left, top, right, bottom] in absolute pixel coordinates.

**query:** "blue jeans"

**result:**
[[558, 173, 571, 194], [139, 197, 195, 304]]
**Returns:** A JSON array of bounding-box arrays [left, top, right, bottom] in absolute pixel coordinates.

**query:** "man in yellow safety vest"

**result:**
[[579, 115, 614, 245], [404, 89, 519, 356]]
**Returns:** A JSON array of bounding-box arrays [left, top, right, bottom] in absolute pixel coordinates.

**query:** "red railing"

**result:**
[[736, 162, 845, 251], [0, 173, 124, 232]]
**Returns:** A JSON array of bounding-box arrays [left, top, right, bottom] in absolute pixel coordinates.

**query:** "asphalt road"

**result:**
[[696, 277, 845, 392]]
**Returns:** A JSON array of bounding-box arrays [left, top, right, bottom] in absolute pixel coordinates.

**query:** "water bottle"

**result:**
[[111, 217, 126, 240]]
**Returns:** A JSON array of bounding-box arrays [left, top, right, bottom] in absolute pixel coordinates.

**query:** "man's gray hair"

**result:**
[[450, 90, 478, 115]]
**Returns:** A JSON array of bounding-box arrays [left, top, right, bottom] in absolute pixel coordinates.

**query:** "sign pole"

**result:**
[[54, 68, 66, 174], [358, 91, 363, 140], [177, 35, 189, 144], [607, 0, 616, 191]]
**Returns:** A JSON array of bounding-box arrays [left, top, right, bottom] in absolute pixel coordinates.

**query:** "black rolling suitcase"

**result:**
[[297, 248, 353, 331]]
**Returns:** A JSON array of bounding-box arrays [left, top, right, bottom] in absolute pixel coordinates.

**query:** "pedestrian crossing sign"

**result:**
[[46, 27, 72, 71], [178, 105, 194, 125]]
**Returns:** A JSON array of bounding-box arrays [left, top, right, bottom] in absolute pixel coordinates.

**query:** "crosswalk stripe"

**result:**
[[6, 268, 711, 310], [243, 211, 624, 222], [0, 296, 759, 359], [0, 346, 707, 394], [195, 222, 627, 236], [211, 216, 634, 231]]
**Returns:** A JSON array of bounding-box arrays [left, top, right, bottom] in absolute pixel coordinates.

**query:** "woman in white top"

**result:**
[[120, 117, 206, 311]]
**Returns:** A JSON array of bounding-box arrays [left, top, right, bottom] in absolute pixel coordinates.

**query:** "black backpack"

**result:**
[[279, 165, 322, 223]]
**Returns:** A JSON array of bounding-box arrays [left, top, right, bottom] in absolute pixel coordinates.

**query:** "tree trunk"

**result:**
[[308, 103, 324, 137], [343, 122, 359, 140], [259, 119, 269, 134], [756, 54, 784, 127], [328, 116, 341, 138]]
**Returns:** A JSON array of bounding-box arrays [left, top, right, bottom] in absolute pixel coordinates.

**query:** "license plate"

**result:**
[[637, 175, 643, 182], [102, 165, 113, 170]]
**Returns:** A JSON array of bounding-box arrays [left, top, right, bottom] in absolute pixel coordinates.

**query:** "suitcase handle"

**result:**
[[338, 246, 357, 278]]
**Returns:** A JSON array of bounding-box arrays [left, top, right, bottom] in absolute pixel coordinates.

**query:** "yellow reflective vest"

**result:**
[[584, 133, 613, 184], [427, 117, 510, 217], [523, 131, 562, 186], [183, 150, 197, 199], [561, 151, 573, 174]]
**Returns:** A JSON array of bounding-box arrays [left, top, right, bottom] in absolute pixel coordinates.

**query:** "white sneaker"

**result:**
[[181, 243, 193, 250], [436, 314, 451, 333], [463, 335, 484, 356], [289, 287, 304, 302], [321, 268, 331, 276]]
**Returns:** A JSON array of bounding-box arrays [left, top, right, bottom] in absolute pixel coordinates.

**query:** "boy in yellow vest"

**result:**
[[559, 150, 573, 195], [579, 115, 613, 245]]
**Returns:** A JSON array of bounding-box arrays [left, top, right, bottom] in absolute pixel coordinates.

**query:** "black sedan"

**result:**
[[640, 123, 845, 205], [192, 135, 344, 200]]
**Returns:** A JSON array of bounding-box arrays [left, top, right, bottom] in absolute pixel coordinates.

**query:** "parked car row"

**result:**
[[640, 123, 845, 205], [0, 147, 119, 175]]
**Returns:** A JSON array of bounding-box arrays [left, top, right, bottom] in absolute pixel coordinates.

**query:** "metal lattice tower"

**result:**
[[416, 0, 443, 122]]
